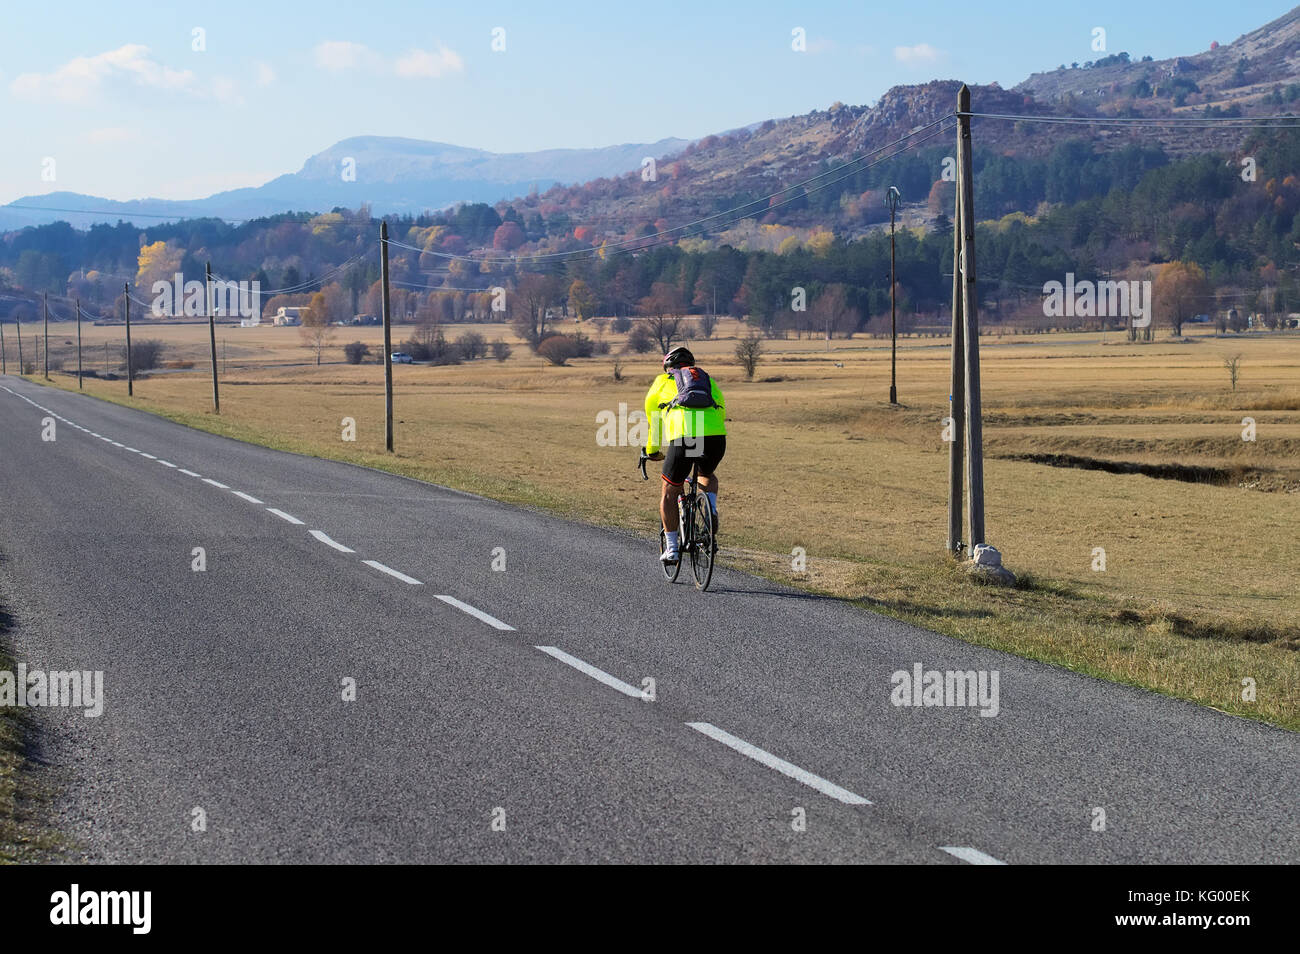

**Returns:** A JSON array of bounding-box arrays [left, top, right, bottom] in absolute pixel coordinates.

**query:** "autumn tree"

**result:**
[[1153, 261, 1209, 337], [568, 279, 596, 321], [136, 241, 183, 300]]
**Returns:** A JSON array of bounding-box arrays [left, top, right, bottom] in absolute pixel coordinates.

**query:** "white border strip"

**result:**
[[535, 646, 645, 698], [231, 491, 264, 504], [686, 722, 870, 805], [266, 507, 305, 525]]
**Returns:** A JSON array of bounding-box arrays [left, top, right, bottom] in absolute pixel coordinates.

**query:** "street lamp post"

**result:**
[[886, 186, 902, 405]]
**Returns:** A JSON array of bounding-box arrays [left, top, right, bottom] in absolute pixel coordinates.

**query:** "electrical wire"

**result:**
[[384, 120, 957, 266]]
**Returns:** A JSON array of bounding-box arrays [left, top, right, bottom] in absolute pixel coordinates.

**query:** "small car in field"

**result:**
[[390, 352, 413, 364]]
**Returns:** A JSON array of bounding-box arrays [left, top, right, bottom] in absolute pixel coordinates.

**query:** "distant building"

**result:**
[[273, 306, 302, 326]]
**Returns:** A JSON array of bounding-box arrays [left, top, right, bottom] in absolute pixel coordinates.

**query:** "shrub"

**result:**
[[344, 341, 371, 364], [611, 315, 632, 334], [625, 322, 654, 353], [122, 339, 165, 371], [699, 313, 718, 339], [537, 334, 580, 366], [490, 338, 512, 362], [456, 331, 487, 360]]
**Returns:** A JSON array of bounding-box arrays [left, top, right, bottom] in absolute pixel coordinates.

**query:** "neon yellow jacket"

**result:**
[[643, 371, 726, 455]]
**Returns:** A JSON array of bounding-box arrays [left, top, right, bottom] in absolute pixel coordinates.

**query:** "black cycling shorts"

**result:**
[[662, 435, 726, 485]]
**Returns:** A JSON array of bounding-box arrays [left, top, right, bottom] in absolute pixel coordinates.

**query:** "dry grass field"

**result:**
[[15, 316, 1300, 728]]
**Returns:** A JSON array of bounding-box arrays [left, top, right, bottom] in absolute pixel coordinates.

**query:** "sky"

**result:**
[[1, 0, 1294, 205]]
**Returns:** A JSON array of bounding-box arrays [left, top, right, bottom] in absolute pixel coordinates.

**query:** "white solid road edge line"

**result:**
[[231, 490, 264, 504], [939, 846, 1008, 866], [435, 594, 515, 630], [266, 507, 305, 526], [309, 529, 355, 553], [363, 560, 423, 585], [685, 722, 871, 806], [535, 646, 646, 698]]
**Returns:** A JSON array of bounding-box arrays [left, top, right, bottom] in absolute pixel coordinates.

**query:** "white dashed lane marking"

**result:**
[[433, 594, 515, 630], [686, 722, 871, 806], [363, 560, 423, 585], [535, 646, 644, 698], [231, 491, 264, 504], [309, 530, 354, 553], [939, 846, 1008, 865], [266, 508, 304, 526], [202, 478, 230, 489]]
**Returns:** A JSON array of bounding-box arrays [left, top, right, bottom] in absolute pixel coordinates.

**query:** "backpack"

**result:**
[[668, 366, 718, 409]]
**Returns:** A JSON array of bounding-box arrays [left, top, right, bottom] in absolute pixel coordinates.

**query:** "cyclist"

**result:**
[[643, 346, 726, 563]]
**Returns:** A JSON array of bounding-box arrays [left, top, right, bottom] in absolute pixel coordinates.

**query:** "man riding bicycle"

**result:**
[[644, 346, 726, 563]]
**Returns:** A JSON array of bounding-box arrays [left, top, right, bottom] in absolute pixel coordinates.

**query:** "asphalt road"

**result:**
[[0, 373, 1296, 864]]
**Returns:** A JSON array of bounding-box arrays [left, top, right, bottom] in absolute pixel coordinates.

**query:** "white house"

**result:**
[[273, 306, 302, 326]]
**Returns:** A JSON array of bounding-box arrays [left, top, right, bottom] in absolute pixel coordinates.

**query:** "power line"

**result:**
[[968, 111, 1300, 129], [385, 119, 957, 267], [209, 248, 375, 295]]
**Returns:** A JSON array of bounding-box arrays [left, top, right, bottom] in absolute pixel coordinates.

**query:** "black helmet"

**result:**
[[663, 346, 694, 370]]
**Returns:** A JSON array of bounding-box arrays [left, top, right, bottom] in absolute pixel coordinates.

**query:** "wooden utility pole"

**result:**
[[76, 299, 83, 389], [887, 186, 901, 404], [946, 192, 966, 555], [42, 292, 49, 379], [380, 220, 394, 453], [124, 282, 134, 396], [16, 316, 23, 373], [956, 84, 985, 548], [206, 263, 220, 413]]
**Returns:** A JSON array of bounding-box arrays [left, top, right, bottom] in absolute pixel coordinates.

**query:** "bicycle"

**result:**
[[639, 450, 716, 590]]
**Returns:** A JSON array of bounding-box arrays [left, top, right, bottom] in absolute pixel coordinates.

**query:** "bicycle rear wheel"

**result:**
[[688, 498, 714, 590], [659, 528, 681, 582]]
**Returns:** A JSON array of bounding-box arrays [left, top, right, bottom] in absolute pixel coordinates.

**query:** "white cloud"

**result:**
[[313, 40, 374, 71], [84, 126, 131, 145], [255, 62, 276, 86], [10, 44, 198, 103], [394, 45, 464, 78], [314, 39, 464, 79], [894, 43, 942, 65]]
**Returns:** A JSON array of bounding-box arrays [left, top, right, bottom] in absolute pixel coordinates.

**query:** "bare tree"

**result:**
[[299, 291, 337, 365], [698, 313, 718, 339], [640, 282, 692, 352], [1224, 353, 1243, 391], [810, 284, 860, 348], [509, 272, 561, 348], [735, 331, 763, 381]]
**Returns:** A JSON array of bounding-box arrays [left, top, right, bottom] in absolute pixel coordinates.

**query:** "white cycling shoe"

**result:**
[[660, 547, 680, 563]]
